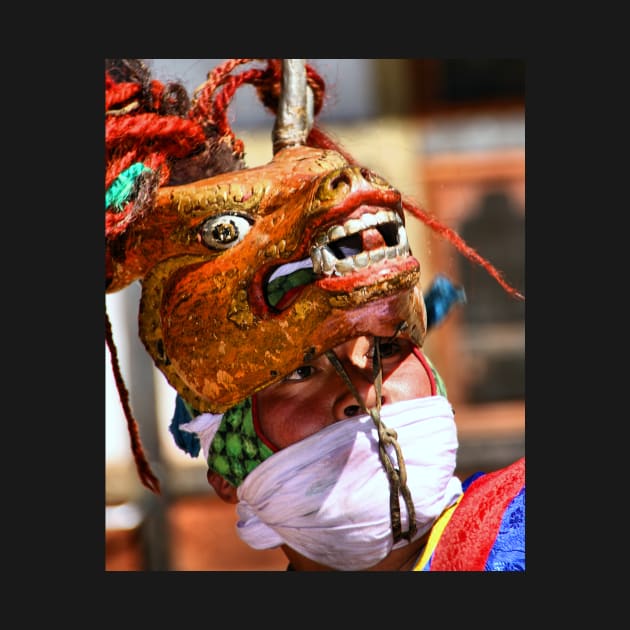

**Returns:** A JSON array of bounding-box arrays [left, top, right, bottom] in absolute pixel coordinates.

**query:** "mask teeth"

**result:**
[[310, 211, 408, 277]]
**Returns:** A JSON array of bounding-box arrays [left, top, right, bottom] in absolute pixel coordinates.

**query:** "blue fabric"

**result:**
[[484, 486, 525, 571], [169, 395, 201, 457], [462, 471, 485, 490], [424, 274, 466, 330]]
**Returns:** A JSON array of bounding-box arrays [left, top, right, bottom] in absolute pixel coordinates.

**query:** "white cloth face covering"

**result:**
[[234, 395, 463, 571]]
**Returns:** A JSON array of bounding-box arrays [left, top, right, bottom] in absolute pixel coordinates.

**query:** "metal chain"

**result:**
[[325, 335, 417, 543]]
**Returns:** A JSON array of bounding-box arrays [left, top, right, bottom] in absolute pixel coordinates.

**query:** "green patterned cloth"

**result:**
[[207, 397, 274, 487]]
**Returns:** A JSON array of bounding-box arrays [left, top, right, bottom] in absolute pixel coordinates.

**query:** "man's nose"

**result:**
[[332, 362, 385, 420]]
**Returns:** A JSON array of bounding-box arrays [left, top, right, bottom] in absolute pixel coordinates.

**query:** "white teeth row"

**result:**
[[310, 211, 409, 277], [311, 210, 402, 247]]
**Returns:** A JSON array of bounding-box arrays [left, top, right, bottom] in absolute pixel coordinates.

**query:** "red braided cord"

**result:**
[[105, 200, 139, 238], [189, 59, 326, 159], [190, 59, 276, 158], [149, 79, 164, 109], [185, 59, 329, 164], [105, 70, 210, 243], [106, 115, 204, 188], [105, 307, 161, 495], [106, 114, 205, 157], [105, 68, 207, 190], [105, 79, 142, 111], [190, 58, 256, 122], [212, 69, 267, 137], [306, 65, 326, 116], [402, 196, 524, 300]]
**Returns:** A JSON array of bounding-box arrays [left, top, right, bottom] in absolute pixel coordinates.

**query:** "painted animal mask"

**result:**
[[106, 144, 427, 413]]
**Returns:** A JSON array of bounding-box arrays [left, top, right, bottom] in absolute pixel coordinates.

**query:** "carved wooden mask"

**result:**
[[106, 144, 427, 413]]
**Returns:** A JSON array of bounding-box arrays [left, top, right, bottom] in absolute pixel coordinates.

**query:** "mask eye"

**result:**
[[199, 214, 252, 250]]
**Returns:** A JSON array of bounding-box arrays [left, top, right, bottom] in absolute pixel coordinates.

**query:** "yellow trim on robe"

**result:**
[[412, 494, 463, 571]]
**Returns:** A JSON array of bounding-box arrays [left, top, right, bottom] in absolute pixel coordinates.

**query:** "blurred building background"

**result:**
[[105, 58, 525, 570]]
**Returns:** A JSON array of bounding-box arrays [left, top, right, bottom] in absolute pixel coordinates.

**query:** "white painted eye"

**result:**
[[200, 214, 252, 250]]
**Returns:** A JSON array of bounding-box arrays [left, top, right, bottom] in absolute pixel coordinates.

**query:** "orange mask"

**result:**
[[107, 144, 427, 413]]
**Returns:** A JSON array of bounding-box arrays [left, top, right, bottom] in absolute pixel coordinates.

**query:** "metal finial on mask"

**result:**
[[272, 59, 314, 154]]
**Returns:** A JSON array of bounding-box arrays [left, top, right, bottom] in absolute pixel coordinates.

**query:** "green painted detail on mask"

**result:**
[[207, 397, 274, 487], [266, 268, 317, 307]]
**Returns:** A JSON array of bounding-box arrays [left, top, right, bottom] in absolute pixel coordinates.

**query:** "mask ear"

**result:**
[[207, 470, 239, 504]]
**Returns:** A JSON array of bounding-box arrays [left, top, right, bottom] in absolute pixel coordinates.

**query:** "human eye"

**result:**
[[282, 365, 317, 382], [369, 339, 403, 360]]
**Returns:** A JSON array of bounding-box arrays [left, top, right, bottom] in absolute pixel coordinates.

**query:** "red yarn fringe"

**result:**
[[105, 308, 161, 495]]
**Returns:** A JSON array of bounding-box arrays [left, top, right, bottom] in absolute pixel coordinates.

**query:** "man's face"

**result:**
[[255, 335, 433, 450]]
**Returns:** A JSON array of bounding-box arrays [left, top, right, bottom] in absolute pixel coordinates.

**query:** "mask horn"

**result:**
[[272, 59, 314, 154]]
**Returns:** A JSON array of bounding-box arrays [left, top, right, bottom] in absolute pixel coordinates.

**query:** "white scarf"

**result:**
[[234, 395, 462, 570]]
